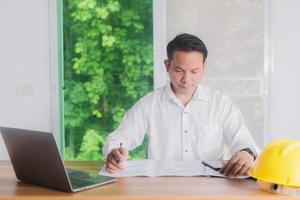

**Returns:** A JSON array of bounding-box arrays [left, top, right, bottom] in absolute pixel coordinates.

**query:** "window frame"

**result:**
[[49, 0, 64, 155]]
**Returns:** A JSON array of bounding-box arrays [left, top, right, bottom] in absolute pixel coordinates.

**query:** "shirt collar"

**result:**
[[163, 82, 208, 103]]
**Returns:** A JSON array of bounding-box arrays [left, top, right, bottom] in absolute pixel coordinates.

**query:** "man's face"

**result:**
[[164, 50, 207, 95]]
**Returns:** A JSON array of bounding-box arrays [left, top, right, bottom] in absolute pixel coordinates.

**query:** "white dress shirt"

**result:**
[[103, 83, 259, 161]]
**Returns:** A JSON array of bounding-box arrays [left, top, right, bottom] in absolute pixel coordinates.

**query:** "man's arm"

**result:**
[[219, 96, 259, 177], [102, 96, 149, 172]]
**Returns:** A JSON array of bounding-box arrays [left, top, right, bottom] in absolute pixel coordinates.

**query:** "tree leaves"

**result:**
[[64, 0, 153, 160], [76, 129, 105, 160]]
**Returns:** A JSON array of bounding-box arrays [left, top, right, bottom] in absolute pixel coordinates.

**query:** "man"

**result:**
[[103, 33, 259, 177]]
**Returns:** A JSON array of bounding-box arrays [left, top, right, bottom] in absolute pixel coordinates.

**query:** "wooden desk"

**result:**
[[0, 161, 296, 199]]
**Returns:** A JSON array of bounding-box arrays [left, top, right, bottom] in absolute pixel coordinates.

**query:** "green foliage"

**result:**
[[76, 129, 105, 160], [64, 146, 75, 160], [128, 135, 149, 160], [63, 0, 153, 160]]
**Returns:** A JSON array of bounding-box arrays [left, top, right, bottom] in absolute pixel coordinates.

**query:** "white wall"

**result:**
[[269, 0, 300, 141], [153, 0, 167, 89], [0, 0, 55, 160]]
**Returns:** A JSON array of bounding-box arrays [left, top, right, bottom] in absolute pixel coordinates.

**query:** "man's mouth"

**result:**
[[179, 85, 193, 89]]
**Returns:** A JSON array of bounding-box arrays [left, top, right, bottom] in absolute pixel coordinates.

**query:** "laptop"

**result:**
[[0, 127, 117, 192]]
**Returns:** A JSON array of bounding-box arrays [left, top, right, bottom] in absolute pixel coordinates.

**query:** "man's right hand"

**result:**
[[105, 147, 128, 173]]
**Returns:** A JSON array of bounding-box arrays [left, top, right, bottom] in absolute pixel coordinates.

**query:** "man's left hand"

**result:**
[[219, 150, 254, 177]]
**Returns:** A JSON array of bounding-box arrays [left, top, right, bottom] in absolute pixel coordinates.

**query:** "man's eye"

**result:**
[[174, 69, 182, 72]]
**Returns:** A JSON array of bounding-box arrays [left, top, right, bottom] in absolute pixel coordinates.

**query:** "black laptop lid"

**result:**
[[0, 127, 72, 192]]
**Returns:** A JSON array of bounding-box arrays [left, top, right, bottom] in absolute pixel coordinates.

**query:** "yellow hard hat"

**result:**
[[250, 139, 300, 188]]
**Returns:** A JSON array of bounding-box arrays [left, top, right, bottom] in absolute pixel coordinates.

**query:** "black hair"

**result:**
[[167, 33, 208, 62]]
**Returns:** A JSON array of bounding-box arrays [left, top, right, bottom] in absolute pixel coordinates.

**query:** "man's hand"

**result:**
[[220, 150, 254, 177], [105, 147, 128, 173]]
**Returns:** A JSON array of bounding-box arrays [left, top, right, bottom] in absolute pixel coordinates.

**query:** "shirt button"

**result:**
[[184, 111, 188, 114], [185, 150, 188, 152], [184, 130, 188, 133]]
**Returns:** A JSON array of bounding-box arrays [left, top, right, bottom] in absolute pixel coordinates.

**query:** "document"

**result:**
[[99, 159, 249, 178]]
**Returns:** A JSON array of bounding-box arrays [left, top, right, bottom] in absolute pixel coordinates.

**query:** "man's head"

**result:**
[[164, 33, 208, 96]]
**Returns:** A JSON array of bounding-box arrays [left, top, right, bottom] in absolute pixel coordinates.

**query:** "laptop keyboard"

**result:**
[[67, 168, 115, 190], [67, 168, 97, 189], [69, 176, 95, 189]]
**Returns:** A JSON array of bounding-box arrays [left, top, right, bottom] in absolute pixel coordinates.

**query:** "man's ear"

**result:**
[[164, 59, 170, 72], [203, 60, 207, 72]]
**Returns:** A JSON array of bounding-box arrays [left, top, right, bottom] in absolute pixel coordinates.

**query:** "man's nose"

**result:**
[[182, 73, 192, 83]]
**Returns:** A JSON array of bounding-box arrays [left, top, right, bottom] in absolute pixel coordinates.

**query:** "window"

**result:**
[[59, 0, 265, 161], [165, 0, 265, 148], [62, 0, 153, 160]]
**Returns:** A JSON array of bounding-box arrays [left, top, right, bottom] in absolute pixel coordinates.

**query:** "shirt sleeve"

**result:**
[[221, 96, 260, 157], [102, 96, 149, 159]]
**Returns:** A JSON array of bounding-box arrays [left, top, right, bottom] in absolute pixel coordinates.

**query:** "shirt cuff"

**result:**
[[239, 148, 257, 160]]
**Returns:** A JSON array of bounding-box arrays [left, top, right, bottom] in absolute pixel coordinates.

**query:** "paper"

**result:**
[[99, 159, 249, 178]]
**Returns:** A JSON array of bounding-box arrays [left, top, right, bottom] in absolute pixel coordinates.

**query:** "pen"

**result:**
[[202, 160, 228, 171], [116, 142, 123, 164], [202, 161, 221, 171]]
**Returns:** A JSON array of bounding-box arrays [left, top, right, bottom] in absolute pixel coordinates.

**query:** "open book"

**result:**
[[99, 159, 249, 178]]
